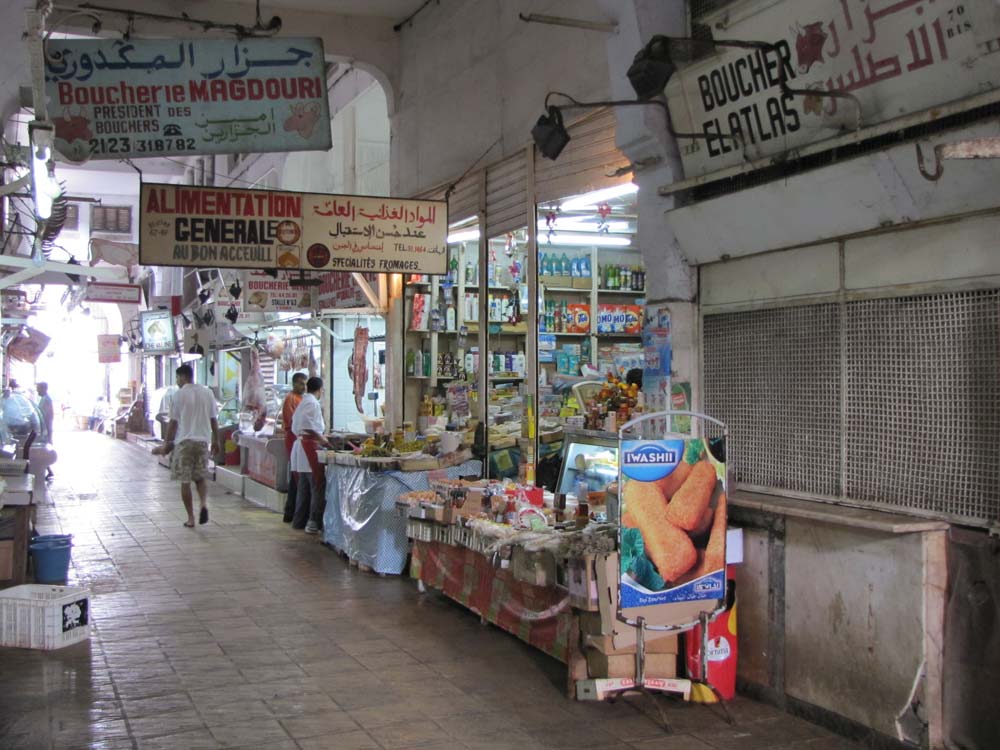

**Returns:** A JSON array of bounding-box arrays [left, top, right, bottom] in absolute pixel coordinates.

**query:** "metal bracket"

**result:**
[[518, 13, 617, 34]]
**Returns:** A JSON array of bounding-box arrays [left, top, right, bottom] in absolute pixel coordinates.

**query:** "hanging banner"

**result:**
[[7, 327, 50, 364], [139, 184, 448, 274], [85, 282, 142, 304], [139, 309, 176, 354], [241, 270, 317, 312], [97, 334, 122, 363], [44, 37, 331, 161], [665, 0, 1000, 179], [618, 429, 727, 626]]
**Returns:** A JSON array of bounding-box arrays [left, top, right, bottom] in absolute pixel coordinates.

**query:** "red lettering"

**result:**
[[210, 80, 227, 99], [247, 79, 264, 100], [171, 84, 185, 101], [189, 80, 208, 102], [57, 82, 73, 106], [230, 80, 246, 101], [265, 79, 281, 99]]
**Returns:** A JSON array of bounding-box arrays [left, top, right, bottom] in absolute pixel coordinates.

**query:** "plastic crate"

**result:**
[[0, 584, 92, 650]]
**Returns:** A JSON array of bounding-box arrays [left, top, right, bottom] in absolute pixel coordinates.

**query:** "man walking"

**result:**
[[290, 376, 331, 533], [163, 364, 219, 528], [281, 372, 307, 523], [35, 382, 54, 480]]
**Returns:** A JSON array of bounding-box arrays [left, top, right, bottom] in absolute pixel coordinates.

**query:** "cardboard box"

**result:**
[[572, 277, 592, 289], [586, 649, 677, 679], [577, 609, 680, 654], [567, 555, 600, 610]]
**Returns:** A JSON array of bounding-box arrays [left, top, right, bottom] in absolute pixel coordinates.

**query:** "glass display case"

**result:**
[[555, 429, 619, 496]]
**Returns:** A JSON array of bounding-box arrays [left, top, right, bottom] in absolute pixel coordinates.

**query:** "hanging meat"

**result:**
[[242, 348, 268, 431], [347, 326, 369, 413]]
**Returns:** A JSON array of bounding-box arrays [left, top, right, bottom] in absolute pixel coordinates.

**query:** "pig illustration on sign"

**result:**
[[53, 108, 92, 144], [794, 22, 828, 73], [284, 102, 320, 139]]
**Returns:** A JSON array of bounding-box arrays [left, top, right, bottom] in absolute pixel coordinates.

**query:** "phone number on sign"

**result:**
[[87, 137, 197, 155]]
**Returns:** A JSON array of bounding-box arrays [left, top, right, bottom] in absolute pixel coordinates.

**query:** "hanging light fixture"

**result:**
[[229, 278, 242, 300], [627, 35, 678, 100], [531, 106, 571, 161], [224, 304, 239, 324]]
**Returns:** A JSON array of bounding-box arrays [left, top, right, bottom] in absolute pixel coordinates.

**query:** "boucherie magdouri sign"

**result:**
[[665, 0, 1000, 179], [44, 37, 331, 160], [140, 184, 448, 275]]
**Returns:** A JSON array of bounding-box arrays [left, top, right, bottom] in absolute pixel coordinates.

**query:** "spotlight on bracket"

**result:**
[[531, 106, 571, 161], [229, 279, 242, 300], [224, 305, 239, 324], [627, 35, 679, 100], [198, 287, 212, 304]]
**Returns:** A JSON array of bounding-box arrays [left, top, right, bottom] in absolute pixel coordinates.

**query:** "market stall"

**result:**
[[323, 448, 480, 574]]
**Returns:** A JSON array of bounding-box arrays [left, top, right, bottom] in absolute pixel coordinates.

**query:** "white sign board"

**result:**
[[44, 37, 331, 161], [666, 0, 1000, 178]]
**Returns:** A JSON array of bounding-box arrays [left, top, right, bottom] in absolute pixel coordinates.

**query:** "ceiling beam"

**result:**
[[0, 256, 127, 282], [0, 267, 44, 290]]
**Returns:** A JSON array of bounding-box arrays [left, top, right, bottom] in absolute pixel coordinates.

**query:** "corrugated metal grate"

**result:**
[[704, 304, 842, 497], [704, 290, 1000, 526], [844, 291, 1000, 524], [485, 151, 528, 238]]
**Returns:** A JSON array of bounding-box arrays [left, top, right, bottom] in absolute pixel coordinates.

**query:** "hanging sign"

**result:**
[[44, 37, 331, 161], [139, 184, 448, 274], [139, 309, 176, 353], [241, 270, 317, 312], [97, 334, 122, 363], [316, 271, 379, 309], [665, 0, 1000, 179], [7, 327, 50, 364], [618, 431, 727, 625], [85, 282, 142, 304]]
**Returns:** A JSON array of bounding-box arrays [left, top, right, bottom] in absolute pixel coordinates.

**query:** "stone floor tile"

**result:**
[[279, 710, 361, 739], [128, 708, 207, 739], [368, 719, 449, 749], [196, 698, 276, 726], [263, 690, 339, 717], [296, 729, 380, 750], [122, 691, 195, 718], [207, 718, 292, 747], [135, 727, 222, 749]]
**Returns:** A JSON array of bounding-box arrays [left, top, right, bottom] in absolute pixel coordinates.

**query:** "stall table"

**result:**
[[323, 452, 481, 575], [0, 475, 35, 587], [237, 433, 289, 491]]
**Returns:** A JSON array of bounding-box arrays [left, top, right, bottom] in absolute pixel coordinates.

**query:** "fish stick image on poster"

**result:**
[[619, 438, 726, 607]]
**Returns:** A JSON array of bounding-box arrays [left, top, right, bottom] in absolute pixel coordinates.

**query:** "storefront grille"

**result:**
[[704, 290, 1000, 526], [703, 304, 842, 498], [844, 291, 1000, 523]]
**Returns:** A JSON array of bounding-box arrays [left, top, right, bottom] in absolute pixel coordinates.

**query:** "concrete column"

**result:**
[[599, 0, 700, 397]]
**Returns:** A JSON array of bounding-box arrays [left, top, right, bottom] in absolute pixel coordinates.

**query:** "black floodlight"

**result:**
[[198, 287, 212, 304], [628, 35, 678, 100], [229, 279, 242, 300], [224, 304, 239, 324], [532, 106, 571, 161], [288, 271, 322, 288]]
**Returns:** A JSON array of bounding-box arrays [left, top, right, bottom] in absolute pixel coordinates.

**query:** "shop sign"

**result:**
[[44, 37, 330, 161], [618, 437, 726, 617], [316, 270, 379, 309], [85, 282, 142, 305], [241, 270, 317, 312], [139, 309, 176, 353], [140, 184, 448, 275], [6, 327, 50, 364], [97, 334, 122, 363], [665, 0, 1000, 179]]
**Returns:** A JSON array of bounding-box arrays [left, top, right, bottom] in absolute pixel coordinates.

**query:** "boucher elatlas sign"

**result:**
[[140, 184, 448, 275], [44, 37, 331, 160]]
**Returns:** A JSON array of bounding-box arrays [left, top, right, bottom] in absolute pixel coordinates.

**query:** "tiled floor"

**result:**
[[0, 431, 862, 750]]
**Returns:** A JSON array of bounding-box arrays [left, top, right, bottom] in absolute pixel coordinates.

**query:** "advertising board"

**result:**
[[45, 37, 331, 160], [139, 309, 176, 354]]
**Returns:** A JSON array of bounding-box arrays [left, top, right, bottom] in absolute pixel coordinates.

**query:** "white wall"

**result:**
[[391, 0, 613, 197]]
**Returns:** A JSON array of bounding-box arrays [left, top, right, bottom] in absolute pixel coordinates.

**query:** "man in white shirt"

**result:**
[[163, 364, 219, 528], [290, 376, 331, 533]]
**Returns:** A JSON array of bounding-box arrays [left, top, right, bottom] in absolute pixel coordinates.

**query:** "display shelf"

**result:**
[[542, 286, 591, 293], [597, 333, 642, 339], [548, 332, 589, 337], [407, 375, 431, 380], [490, 376, 524, 382], [597, 289, 646, 295]]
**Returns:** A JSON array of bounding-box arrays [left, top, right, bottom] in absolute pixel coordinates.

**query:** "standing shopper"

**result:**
[[290, 376, 331, 533], [281, 372, 307, 523], [163, 364, 219, 528], [35, 383, 54, 480]]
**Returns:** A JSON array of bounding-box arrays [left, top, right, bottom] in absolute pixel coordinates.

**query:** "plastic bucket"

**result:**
[[29, 540, 73, 584], [31, 534, 72, 545]]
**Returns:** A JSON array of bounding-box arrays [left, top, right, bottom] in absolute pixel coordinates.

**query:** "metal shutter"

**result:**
[[485, 150, 528, 237], [534, 108, 632, 205], [447, 170, 482, 227], [703, 289, 1000, 527]]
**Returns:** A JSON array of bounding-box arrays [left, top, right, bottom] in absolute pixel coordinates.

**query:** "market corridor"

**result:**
[[0, 432, 857, 750]]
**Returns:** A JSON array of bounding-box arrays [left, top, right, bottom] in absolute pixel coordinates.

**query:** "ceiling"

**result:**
[[195, 0, 428, 18]]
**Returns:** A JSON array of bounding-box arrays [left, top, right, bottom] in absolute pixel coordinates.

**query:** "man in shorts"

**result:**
[[163, 364, 219, 528]]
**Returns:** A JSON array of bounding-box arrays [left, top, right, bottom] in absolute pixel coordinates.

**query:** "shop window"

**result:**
[[91, 205, 132, 234], [703, 290, 1000, 526]]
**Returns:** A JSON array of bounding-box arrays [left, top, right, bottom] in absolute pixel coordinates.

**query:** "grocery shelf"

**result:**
[[597, 289, 645, 295]]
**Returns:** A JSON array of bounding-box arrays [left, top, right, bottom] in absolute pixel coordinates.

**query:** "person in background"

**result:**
[[35, 382, 54, 480], [162, 364, 219, 529], [280, 372, 307, 524], [89, 396, 108, 431], [290, 376, 331, 533]]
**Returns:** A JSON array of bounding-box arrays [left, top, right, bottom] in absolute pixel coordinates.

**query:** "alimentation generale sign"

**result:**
[[44, 37, 331, 160]]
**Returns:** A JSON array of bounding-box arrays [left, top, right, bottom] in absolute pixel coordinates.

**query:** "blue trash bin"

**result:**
[[30, 538, 73, 583]]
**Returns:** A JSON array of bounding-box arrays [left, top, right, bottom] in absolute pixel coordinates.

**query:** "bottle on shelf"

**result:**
[[414, 348, 423, 377], [422, 348, 431, 377], [446, 300, 456, 331], [405, 348, 415, 376]]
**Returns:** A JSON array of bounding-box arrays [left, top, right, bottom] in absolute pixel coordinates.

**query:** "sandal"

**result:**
[[183, 521, 195, 528], [199, 507, 209, 525]]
